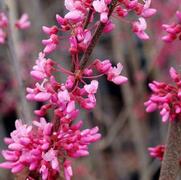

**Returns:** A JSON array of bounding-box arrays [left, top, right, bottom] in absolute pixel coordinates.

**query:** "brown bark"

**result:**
[[159, 119, 181, 180]]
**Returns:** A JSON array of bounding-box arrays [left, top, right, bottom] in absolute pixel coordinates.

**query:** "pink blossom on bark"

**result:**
[[148, 145, 165, 160]]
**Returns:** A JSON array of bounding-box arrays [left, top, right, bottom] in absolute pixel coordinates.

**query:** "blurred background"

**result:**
[[0, 0, 181, 179]]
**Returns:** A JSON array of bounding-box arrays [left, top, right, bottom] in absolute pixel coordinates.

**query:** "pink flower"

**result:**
[[132, 17, 149, 40], [94, 59, 112, 73], [74, 27, 92, 51], [141, 0, 157, 18], [145, 67, 181, 122], [69, 36, 78, 54], [162, 11, 181, 43], [42, 149, 59, 171], [30, 52, 55, 80], [124, 0, 138, 9], [64, 0, 85, 23], [107, 63, 128, 85], [26, 81, 52, 102], [56, 14, 70, 31], [0, 28, 6, 44], [64, 160, 73, 180], [80, 94, 97, 110], [64, 0, 76, 11], [15, 13, 31, 30], [176, 11, 181, 23], [93, 0, 109, 23], [148, 145, 165, 160], [84, 80, 99, 94], [57, 88, 70, 104], [0, 13, 8, 28], [116, 6, 128, 17], [42, 26, 58, 35], [42, 34, 59, 54], [0, 13, 8, 44], [65, 10, 84, 22], [0, 119, 101, 180], [162, 23, 181, 43], [103, 20, 116, 33]]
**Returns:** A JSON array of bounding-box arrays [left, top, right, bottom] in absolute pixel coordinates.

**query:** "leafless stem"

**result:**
[[159, 119, 181, 180], [80, 0, 118, 69], [5, 0, 32, 124], [83, 9, 93, 29]]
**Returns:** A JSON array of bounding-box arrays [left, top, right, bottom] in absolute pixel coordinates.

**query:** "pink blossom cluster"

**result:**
[[0, 0, 129, 179], [162, 11, 181, 42], [145, 67, 181, 122], [0, 0, 157, 179], [148, 145, 165, 160], [0, 12, 30, 44], [0, 119, 100, 180], [116, 0, 157, 40], [40, 0, 157, 56]]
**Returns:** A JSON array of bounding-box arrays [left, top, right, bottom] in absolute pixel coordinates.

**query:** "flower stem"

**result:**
[[80, 0, 118, 69], [159, 119, 181, 180]]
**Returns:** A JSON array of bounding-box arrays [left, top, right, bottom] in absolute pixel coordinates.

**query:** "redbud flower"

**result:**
[[116, 6, 128, 17], [15, 13, 31, 30], [176, 11, 181, 23], [103, 20, 116, 33], [132, 17, 149, 40], [145, 67, 181, 122], [30, 52, 55, 81], [0, 28, 6, 44], [148, 145, 165, 160], [0, 12, 8, 28], [162, 11, 181, 42], [42, 34, 59, 54], [42, 26, 58, 35], [0, 119, 101, 180], [26, 81, 52, 102], [141, 0, 157, 18], [84, 80, 98, 94], [0, 0, 131, 178], [94, 59, 112, 73], [64, 0, 85, 23], [64, 160, 73, 180], [107, 63, 128, 85], [93, 0, 109, 23], [0, 12, 8, 44]]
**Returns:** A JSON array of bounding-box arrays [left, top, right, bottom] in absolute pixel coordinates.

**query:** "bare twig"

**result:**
[[5, 0, 32, 124], [80, 0, 118, 69], [83, 9, 93, 29]]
